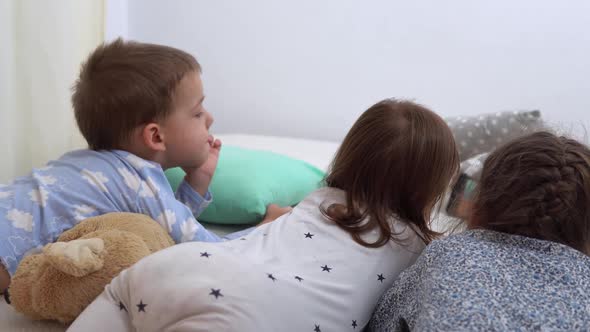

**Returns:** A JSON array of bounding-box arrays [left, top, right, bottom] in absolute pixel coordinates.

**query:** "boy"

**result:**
[[0, 39, 289, 292]]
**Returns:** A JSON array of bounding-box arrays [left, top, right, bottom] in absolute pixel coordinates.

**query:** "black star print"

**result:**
[[377, 274, 386, 283], [321, 265, 332, 272], [136, 300, 147, 312], [119, 301, 127, 312], [210, 288, 223, 299], [294, 276, 304, 282], [267, 273, 277, 282], [200, 252, 211, 258], [314, 324, 321, 332], [352, 320, 358, 329], [304, 232, 314, 239]]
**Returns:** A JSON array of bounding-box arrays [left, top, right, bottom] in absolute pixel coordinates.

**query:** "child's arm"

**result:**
[[133, 167, 259, 243], [258, 204, 293, 226], [135, 179, 224, 243], [181, 137, 221, 197], [175, 180, 213, 218], [130, 138, 230, 243]]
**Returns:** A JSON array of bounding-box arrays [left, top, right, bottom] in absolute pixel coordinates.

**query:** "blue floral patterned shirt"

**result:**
[[370, 229, 590, 331]]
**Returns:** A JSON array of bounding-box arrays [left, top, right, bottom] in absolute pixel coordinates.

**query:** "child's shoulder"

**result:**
[[58, 148, 117, 161], [47, 149, 166, 196], [25, 149, 164, 190], [57, 149, 161, 171], [425, 230, 485, 256]]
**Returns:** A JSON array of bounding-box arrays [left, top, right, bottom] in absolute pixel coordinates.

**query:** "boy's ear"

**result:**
[[141, 123, 166, 152]]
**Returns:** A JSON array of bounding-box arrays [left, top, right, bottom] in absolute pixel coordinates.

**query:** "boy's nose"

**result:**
[[205, 110, 214, 129]]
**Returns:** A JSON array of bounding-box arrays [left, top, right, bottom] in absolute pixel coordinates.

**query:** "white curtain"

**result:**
[[0, 0, 104, 183]]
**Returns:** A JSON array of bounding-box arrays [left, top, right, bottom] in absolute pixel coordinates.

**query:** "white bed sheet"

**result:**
[[0, 301, 66, 332], [214, 133, 340, 171], [0, 134, 340, 332]]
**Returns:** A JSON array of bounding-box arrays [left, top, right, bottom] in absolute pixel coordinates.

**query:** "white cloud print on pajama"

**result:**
[[0, 149, 243, 276]]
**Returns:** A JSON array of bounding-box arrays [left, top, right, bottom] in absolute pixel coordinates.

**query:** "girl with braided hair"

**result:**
[[370, 131, 590, 331]]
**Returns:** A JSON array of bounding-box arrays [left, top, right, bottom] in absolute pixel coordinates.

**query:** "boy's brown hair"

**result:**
[[470, 131, 590, 255], [323, 99, 460, 247], [72, 38, 201, 150]]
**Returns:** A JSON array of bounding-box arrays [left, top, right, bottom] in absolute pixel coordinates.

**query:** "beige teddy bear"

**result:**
[[7, 212, 174, 324]]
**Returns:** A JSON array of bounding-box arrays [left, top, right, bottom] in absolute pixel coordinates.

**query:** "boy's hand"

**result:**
[[258, 204, 293, 226], [183, 136, 222, 196]]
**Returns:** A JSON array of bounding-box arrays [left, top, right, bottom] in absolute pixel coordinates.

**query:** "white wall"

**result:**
[[123, 0, 590, 141], [105, 0, 128, 41]]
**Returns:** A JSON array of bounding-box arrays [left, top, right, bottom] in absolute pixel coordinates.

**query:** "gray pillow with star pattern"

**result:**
[[445, 110, 542, 161]]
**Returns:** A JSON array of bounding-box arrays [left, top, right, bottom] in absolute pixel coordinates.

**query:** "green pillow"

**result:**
[[165, 145, 325, 225]]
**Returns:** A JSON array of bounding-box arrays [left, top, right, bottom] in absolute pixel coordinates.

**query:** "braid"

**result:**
[[471, 132, 590, 255]]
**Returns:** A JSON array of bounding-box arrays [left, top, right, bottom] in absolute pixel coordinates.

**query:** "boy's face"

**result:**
[[161, 71, 213, 169]]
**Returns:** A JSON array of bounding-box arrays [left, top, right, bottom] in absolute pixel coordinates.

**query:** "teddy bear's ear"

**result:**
[[43, 238, 105, 277]]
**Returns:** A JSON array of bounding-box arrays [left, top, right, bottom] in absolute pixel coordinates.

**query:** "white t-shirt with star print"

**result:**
[[0, 149, 243, 276], [68, 187, 426, 332]]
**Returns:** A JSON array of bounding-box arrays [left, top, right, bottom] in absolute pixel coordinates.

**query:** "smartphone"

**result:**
[[446, 173, 477, 219]]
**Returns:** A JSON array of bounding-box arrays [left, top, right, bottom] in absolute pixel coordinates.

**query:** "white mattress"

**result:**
[[214, 133, 339, 171], [0, 301, 66, 332], [0, 134, 341, 331]]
